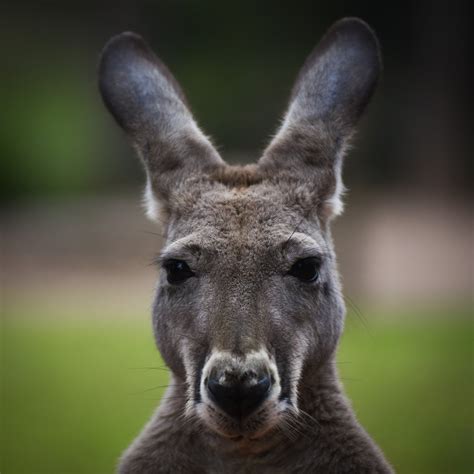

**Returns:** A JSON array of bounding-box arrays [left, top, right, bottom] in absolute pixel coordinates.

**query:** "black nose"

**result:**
[[207, 371, 272, 419]]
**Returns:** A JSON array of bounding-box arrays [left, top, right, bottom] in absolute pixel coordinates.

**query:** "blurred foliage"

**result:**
[[1, 0, 470, 201], [2, 308, 472, 473]]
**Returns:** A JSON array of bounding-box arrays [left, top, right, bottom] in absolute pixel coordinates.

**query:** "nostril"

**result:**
[[256, 375, 271, 395], [207, 376, 241, 419], [207, 377, 227, 399], [242, 375, 271, 410]]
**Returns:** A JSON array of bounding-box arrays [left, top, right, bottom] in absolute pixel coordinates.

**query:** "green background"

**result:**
[[2, 308, 472, 473]]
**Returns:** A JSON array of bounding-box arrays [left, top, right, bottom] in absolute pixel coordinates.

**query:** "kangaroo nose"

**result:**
[[207, 370, 272, 419]]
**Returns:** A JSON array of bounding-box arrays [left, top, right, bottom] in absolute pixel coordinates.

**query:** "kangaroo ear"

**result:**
[[259, 18, 381, 219], [99, 32, 224, 219]]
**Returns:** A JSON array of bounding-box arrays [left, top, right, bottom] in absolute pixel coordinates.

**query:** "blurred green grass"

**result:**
[[2, 309, 472, 474]]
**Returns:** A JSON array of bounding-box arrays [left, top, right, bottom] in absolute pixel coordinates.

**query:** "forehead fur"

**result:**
[[165, 175, 323, 251], [168, 164, 321, 219]]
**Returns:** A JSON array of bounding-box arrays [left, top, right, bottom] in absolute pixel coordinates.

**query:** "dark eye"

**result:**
[[163, 259, 195, 284], [288, 257, 320, 282]]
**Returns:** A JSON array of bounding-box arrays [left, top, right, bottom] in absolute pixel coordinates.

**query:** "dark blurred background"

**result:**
[[2, 1, 472, 200], [2, 1, 472, 473]]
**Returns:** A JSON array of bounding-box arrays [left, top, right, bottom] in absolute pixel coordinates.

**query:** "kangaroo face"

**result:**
[[99, 18, 380, 440], [153, 185, 344, 437]]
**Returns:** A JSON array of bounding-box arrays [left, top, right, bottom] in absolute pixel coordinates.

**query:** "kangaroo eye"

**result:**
[[163, 259, 195, 284], [288, 257, 320, 282]]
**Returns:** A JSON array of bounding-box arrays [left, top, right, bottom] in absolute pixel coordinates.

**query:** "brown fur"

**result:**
[[211, 164, 263, 188]]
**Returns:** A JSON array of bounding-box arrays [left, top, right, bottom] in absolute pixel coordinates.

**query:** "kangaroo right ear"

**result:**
[[259, 18, 381, 220], [98, 32, 224, 219]]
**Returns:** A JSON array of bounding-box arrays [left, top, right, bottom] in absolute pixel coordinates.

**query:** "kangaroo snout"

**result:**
[[200, 349, 281, 429], [207, 367, 272, 419]]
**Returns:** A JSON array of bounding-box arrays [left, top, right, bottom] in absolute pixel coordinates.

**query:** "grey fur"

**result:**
[[99, 17, 392, 474]]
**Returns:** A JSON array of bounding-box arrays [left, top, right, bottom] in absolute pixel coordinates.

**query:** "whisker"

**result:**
[[282, 215, 307, 251], [132, 381, 187, 395], [278, 417, 299, 442], [128, 366, 170, 372], [344, 295, 373, 339], [142, 230, 166, 238], [148, 395, 190, 402], [296, 407, 321, 429], [175, 333, 207, 346], [339, 376, 363, 383], [283, 410, 313, 440]]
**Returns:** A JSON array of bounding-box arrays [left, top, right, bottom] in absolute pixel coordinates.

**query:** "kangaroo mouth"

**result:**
[[197, 398, 285, 440]]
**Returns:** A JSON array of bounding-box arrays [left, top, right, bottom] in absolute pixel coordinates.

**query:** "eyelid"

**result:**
[[282, 234, 328, 260], [157, 248, 191, 265], [155, 253, 171, 267], [158, 255, 188, 268], [157, 253, 174, 265], [289, 254, 324, 267], [158, 243, 204, 268], [158, 255, 198, 276]]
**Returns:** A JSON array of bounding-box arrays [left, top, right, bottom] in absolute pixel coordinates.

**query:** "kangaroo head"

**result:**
[[99, 18, 381, 441]]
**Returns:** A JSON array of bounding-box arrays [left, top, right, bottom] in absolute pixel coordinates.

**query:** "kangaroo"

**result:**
[[99, 17, 393, 474]]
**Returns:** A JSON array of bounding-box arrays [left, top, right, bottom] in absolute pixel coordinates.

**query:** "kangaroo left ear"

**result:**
[[259, 18, 382, 219], [98, 32, 225, 220]]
